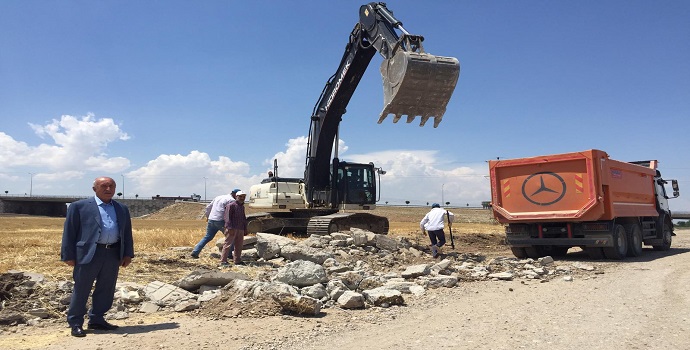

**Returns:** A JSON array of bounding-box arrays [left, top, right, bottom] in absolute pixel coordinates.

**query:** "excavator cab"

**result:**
[[335, 162, 376, 209]]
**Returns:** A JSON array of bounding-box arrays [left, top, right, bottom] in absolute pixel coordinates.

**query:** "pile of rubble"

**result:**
[[0, 228, 602, 326]]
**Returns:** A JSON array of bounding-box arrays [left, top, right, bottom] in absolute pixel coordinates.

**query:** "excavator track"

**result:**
[[247, 210, 388, 236], [307, 212, 389, 236]]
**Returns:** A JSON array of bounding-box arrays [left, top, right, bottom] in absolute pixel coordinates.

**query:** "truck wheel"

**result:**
[[584, 247, 604, 260], [524, 246, 543, 259], [544, 246, 569, 257], [626, 224, 643, 257], [603, 224, 628, 260], [652, 221, 672, 251], [510, 247, 528, 258]]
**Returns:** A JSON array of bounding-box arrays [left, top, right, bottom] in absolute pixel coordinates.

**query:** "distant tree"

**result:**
[[385, 201, 388, 205], [426, 202, 429, 206], [4, 190, 7, 195], [135, 194, 139, 199], [445, 202, 450, 206], [405, 200, 410, 206], [117, 192, 122, 198], [466, 203, 469, 207]]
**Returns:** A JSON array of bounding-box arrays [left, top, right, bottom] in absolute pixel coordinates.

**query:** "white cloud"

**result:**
[[345, 149, 491, 206], [0, 125, 491, 206], [125, 150, 255, 199], [0, 113, 130, 172]]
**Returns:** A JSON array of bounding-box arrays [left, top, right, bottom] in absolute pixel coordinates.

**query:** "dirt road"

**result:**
[[3, 232, 689, 350]]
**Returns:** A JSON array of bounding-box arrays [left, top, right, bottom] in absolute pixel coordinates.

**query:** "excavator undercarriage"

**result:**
[[247, 210, 389, 236]]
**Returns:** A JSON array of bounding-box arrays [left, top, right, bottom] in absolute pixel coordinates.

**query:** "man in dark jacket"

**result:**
[[61, 176, 134, 337]]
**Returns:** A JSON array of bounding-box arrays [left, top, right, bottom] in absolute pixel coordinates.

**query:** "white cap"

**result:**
[[235, 191, 246, 196]]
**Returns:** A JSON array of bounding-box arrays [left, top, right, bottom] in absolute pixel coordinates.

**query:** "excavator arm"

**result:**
[[304, 2, 460, 209]]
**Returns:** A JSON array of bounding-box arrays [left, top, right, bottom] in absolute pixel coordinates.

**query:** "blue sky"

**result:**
[[1, 1, 689, 210]]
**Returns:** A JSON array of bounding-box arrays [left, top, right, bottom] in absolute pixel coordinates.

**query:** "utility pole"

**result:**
[[203, 177, 207, 201], [28, 172, 34, 197], [441, 183, 445, 206], [121, 174, 125, 199]]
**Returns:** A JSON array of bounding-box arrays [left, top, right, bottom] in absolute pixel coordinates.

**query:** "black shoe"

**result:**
[[87, 321, 119, 330], [71, 325, 86, 337], [234, 261, 246, 266], [190, 253, 199, 259]]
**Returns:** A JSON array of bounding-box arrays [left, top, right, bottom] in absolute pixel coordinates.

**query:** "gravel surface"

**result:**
[[2, 231, 688, 350]]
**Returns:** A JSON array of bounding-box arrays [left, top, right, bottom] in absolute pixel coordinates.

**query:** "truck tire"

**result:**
[[510, 247, 528, 259], [524, 246, 543, 259], [543, 246, 569, 257], [626, 224, 643, 257], [584, 247, 604, 260], [603, 224, 628, 260], [652, 221, 672, 251]]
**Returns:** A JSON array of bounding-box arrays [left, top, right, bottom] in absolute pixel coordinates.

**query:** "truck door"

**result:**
[[654, 176, 671, 213]]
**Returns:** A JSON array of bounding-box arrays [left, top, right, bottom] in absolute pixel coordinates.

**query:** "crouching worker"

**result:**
[[420, 203, 454, 258]]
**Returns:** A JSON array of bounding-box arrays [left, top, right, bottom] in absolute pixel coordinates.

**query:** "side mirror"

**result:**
[[672, 180, 680, 198]]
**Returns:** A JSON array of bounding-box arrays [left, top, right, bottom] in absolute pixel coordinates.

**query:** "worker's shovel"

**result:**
[[446, 210, 455, 249]]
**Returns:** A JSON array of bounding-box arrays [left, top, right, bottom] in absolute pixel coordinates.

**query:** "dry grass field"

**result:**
[[0, 203, 507, 284]]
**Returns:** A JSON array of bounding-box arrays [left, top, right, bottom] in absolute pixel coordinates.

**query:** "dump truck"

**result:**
[[488, 149, 680, 259]]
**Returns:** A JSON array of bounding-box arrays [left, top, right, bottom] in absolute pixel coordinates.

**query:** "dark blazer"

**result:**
[[61, 197, 135, 265]]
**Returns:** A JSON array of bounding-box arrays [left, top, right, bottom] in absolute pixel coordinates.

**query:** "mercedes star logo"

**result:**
[[521, 172, 566, 206]]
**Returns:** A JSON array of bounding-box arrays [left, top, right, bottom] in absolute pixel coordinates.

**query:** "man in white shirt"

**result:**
[[420, 203, 454, 258], [190, 188, 240, 258]]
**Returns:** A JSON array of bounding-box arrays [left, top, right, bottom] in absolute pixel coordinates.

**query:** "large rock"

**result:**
[[331, 270, 367, 291], [337, 291, 365, 309], [302, 235, 332, 248], [351, 231, 368, 246], [301, 284, 328, 300], [401, 264, 431, 279], [273, 260, 328, 287], [256, 238, 282, 260], [229, 280, 299, 299], [383, 280, 425, 295], [326, 279, 349, 300], [430, 259, 453, 275], [358, 276, 386, 291], [374, 234, 399, 251], [420, 276, 458, 288], [174, 300, 201, 312], [488, 272, 514, 281], [279, 245, 333, 264], [175, 269, 250, 291], [362, 287, 405, 307], [144, 281, 198, 307]]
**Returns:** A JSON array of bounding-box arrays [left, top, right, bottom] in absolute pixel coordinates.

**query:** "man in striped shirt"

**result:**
[[221, 191, 248, 266]]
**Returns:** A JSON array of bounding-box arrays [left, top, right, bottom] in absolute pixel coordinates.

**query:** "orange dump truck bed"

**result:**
[[489, 149, 658, 224]]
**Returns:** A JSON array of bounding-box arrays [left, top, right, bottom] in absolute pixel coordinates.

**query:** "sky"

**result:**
[[1, 1, 689, 210]]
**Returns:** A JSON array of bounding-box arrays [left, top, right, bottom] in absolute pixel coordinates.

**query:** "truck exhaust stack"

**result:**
[[378, 50, 460, 128]]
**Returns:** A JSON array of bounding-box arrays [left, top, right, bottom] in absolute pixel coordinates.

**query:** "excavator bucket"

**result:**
[[378, 51, 460, 128]]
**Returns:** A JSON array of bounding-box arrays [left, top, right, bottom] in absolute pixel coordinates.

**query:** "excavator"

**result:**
[[247, 2, 460, 235]]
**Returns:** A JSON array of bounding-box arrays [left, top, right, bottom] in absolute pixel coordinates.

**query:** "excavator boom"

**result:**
[[248, 3, 460, 235]]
